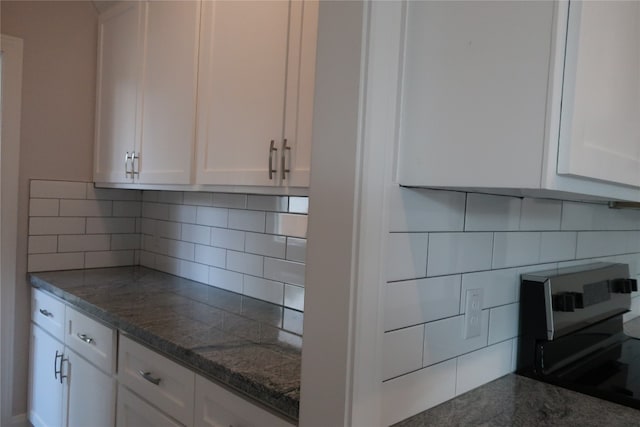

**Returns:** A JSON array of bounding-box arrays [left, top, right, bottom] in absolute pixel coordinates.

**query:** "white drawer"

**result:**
[[65, 306, 116, 374], [31, 288, 66, 341], [118, 335, 195, 426], [195, 375, 294, 427], [117, 385, 183, 427]]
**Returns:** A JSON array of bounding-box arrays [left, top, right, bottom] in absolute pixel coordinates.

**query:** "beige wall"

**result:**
[[1, 1, 98, 417]]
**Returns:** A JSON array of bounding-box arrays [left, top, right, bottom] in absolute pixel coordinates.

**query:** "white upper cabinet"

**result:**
[[94, 1, 142, 184], [94, 0, 317, 191], [396, 1, 640, 201], [196, 1, 317, 188], [557, 1, 640, 187], [95, 0, 200, 185]]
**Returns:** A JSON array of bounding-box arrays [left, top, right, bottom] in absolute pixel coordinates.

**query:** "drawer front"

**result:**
[[195, 375, 294, 427], [65, 306, 116, 374], [32, 288, 66, 341], [117, 385, 183, 427], [118, 335, 195, 426]]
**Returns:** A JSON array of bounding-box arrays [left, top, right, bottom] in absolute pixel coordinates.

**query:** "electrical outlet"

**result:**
[[464, 288, 483, 339]]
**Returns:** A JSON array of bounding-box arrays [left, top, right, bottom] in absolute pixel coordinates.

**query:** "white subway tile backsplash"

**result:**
[[488, 303, 519, 345], [209, 267, 243, 293], [139, 251, 155, 268], [156, 191, 184, 205], [519, 198, 562, 231], [30, 217, 86, 235], [561, 201, 609, 231], [87, 186, 141, 201], [245, 232, 286, 258], [28, 252, 85, 272], [284, 284, 305, 311], [243, 276, 284, 305], [28, 236, 58, 254], [288, 197, 309, 214], [169, 204, 197, 224], [382, 359, 456, 427], [87, 217, 136, 234], [212, 193, 247, 209], [465, 194, 521, 231], [154, 220, 181, 240], [460, 268, 519, 312], [183, 191, 213, 206], [226, 251, 263, 276], [113, 201, 142, 217], [166, 239, 195, 261], [85, 250, 135, 268], [29, 199, 59, 217], [141, 218, 156, 235], [229, 209, 266, 233], [59, 200, 112, 217], [196, 206, 228, 228], [58, 235, 111, 253], [383, 325, 425, 380], [265, 213, 307, 238], [455, 340, 513, 395], [247, 195, 288, 212], [111, 234, 141, 251], [427, 233, 493, 276], [210, 227, 245, 251], [142, 202, 169, 220], [286, 238, 307, 263], [194, 244, 226, 268], [388, 187, 466, 232], [423, 311, 489, 366], [539, 232, 577, 263], [492, 232, 541, 269], [264, 258, 305, 286], [386, 233, 428, 282], [384, 275, 461, 332], [179, 260, 209, 284], [31, 180, 86, 199], [155, 254, 180, 276], [181, 223, 211, 245], [576, 231, 628, 259]]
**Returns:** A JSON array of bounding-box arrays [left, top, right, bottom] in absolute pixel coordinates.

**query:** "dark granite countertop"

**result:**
[[29, 266, 302, 422], [394, 373, 640, 426]]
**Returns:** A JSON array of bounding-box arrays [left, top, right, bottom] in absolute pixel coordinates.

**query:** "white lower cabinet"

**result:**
[[28, 325, 64, 427], [116, 385, 182, 427], [28, 289, 116, 427]]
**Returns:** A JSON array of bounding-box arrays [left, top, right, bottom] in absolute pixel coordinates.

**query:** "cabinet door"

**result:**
[[28, 325, 64, 427], [65, 349, 115, 427], [94, 1, 143, 183], [116, 385, 182, 427], [194, 375, 294, 427], [136, 0, 200, 184], [281, 1, 318, 188], [196, 0, 291, 186], [557, 1, 640, 187]]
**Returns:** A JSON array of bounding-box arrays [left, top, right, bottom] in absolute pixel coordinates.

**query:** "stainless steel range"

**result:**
[[517, 262, 640, 409]]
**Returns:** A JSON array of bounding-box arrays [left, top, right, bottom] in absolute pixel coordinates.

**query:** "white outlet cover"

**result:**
[[464, 288, 483, 339]]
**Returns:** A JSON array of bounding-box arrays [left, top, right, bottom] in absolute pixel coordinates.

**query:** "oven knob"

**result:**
[[610, 278, 637, 294], [552, 293, 575, 312]]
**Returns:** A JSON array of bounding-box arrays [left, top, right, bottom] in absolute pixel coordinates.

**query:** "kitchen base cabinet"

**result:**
[[117, 385, 183, 427], [65, 349, 115, 427], [194, 375, 294, 427], [28, 289, 116, 427], [28, 325, 65, 427]]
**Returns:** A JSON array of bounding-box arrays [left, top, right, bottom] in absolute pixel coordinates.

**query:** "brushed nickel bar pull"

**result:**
[[269, 140, 277, 180], [39, 308, 53, 317], [281, 139, 291, 180], [77, 333, 95, 345], [138, 370, 161, 386], [124, 152, 132, 177]]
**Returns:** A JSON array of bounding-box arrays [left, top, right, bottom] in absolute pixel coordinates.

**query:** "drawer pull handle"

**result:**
[[138, 370, 161, 386], [77, 333, 94, 344], [39, 309, 53, 317]]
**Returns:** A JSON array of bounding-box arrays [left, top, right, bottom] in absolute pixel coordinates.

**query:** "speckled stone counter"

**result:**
[[29, 266, 302, 422], [394, 374, 640, 426]]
